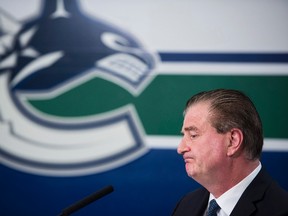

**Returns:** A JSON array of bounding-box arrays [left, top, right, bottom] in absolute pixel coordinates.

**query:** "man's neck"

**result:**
[[206, 159, 260, 198]]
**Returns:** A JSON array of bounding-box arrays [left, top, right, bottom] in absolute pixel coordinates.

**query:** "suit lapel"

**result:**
[[230, 167, 272, 216], [190, 188, 210, 216]]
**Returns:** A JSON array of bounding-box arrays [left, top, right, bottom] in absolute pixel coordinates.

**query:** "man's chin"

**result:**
[[186, 166, 197, 178]]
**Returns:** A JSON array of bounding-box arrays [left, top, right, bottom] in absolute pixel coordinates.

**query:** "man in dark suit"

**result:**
[[172, 89, 288, 216]]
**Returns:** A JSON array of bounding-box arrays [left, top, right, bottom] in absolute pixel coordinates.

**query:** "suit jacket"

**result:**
[[172, 167, 288, 216]]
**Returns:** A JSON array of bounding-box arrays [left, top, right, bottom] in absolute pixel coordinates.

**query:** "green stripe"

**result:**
[[29, 75, 288, 139], [136, 75, 288, 138]]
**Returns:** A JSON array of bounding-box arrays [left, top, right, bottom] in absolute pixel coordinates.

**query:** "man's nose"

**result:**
[[177, 137, 189, 155]]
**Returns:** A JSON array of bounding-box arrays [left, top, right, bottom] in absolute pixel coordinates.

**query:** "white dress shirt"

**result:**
[[205, 162, 262, 216]]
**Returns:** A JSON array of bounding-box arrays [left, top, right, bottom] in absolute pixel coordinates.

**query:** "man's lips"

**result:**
[[183, 156, 194, 163]]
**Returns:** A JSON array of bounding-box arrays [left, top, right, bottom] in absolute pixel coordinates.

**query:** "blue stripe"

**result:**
[[159, 53, 288, 63]]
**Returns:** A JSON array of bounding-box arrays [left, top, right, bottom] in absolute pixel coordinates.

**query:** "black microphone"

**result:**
[[58, 185, 114, 216]]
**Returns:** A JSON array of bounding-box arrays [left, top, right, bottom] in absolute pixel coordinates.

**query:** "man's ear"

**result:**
[[227, 128, 243, 157]]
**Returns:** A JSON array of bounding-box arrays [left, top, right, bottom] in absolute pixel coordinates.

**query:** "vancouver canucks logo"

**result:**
[[0, 0, 158, 176]]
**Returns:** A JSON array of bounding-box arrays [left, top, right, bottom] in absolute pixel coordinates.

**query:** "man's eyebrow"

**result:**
[[181, 126, 198, 134]]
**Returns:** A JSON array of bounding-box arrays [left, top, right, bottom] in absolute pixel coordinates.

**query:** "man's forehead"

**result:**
[[182, 102, 211, 130], [185, 102, 211, 118], [186, 100, 211, 110]]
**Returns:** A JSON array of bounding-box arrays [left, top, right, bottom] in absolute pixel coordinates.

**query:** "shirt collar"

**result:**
[[209, 162, 262, 215]]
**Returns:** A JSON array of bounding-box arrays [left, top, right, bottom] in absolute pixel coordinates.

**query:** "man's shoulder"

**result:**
[[266, 180, 288, 204], [183, 187, 209, 200], [171, 187, 209, 216], [176, 187, 209, 207], [232, 167, 288, 216], [249, 166, 288, 199]]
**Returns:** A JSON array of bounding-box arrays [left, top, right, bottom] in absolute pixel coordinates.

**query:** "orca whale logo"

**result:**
[[0, 0, 158, 176]]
